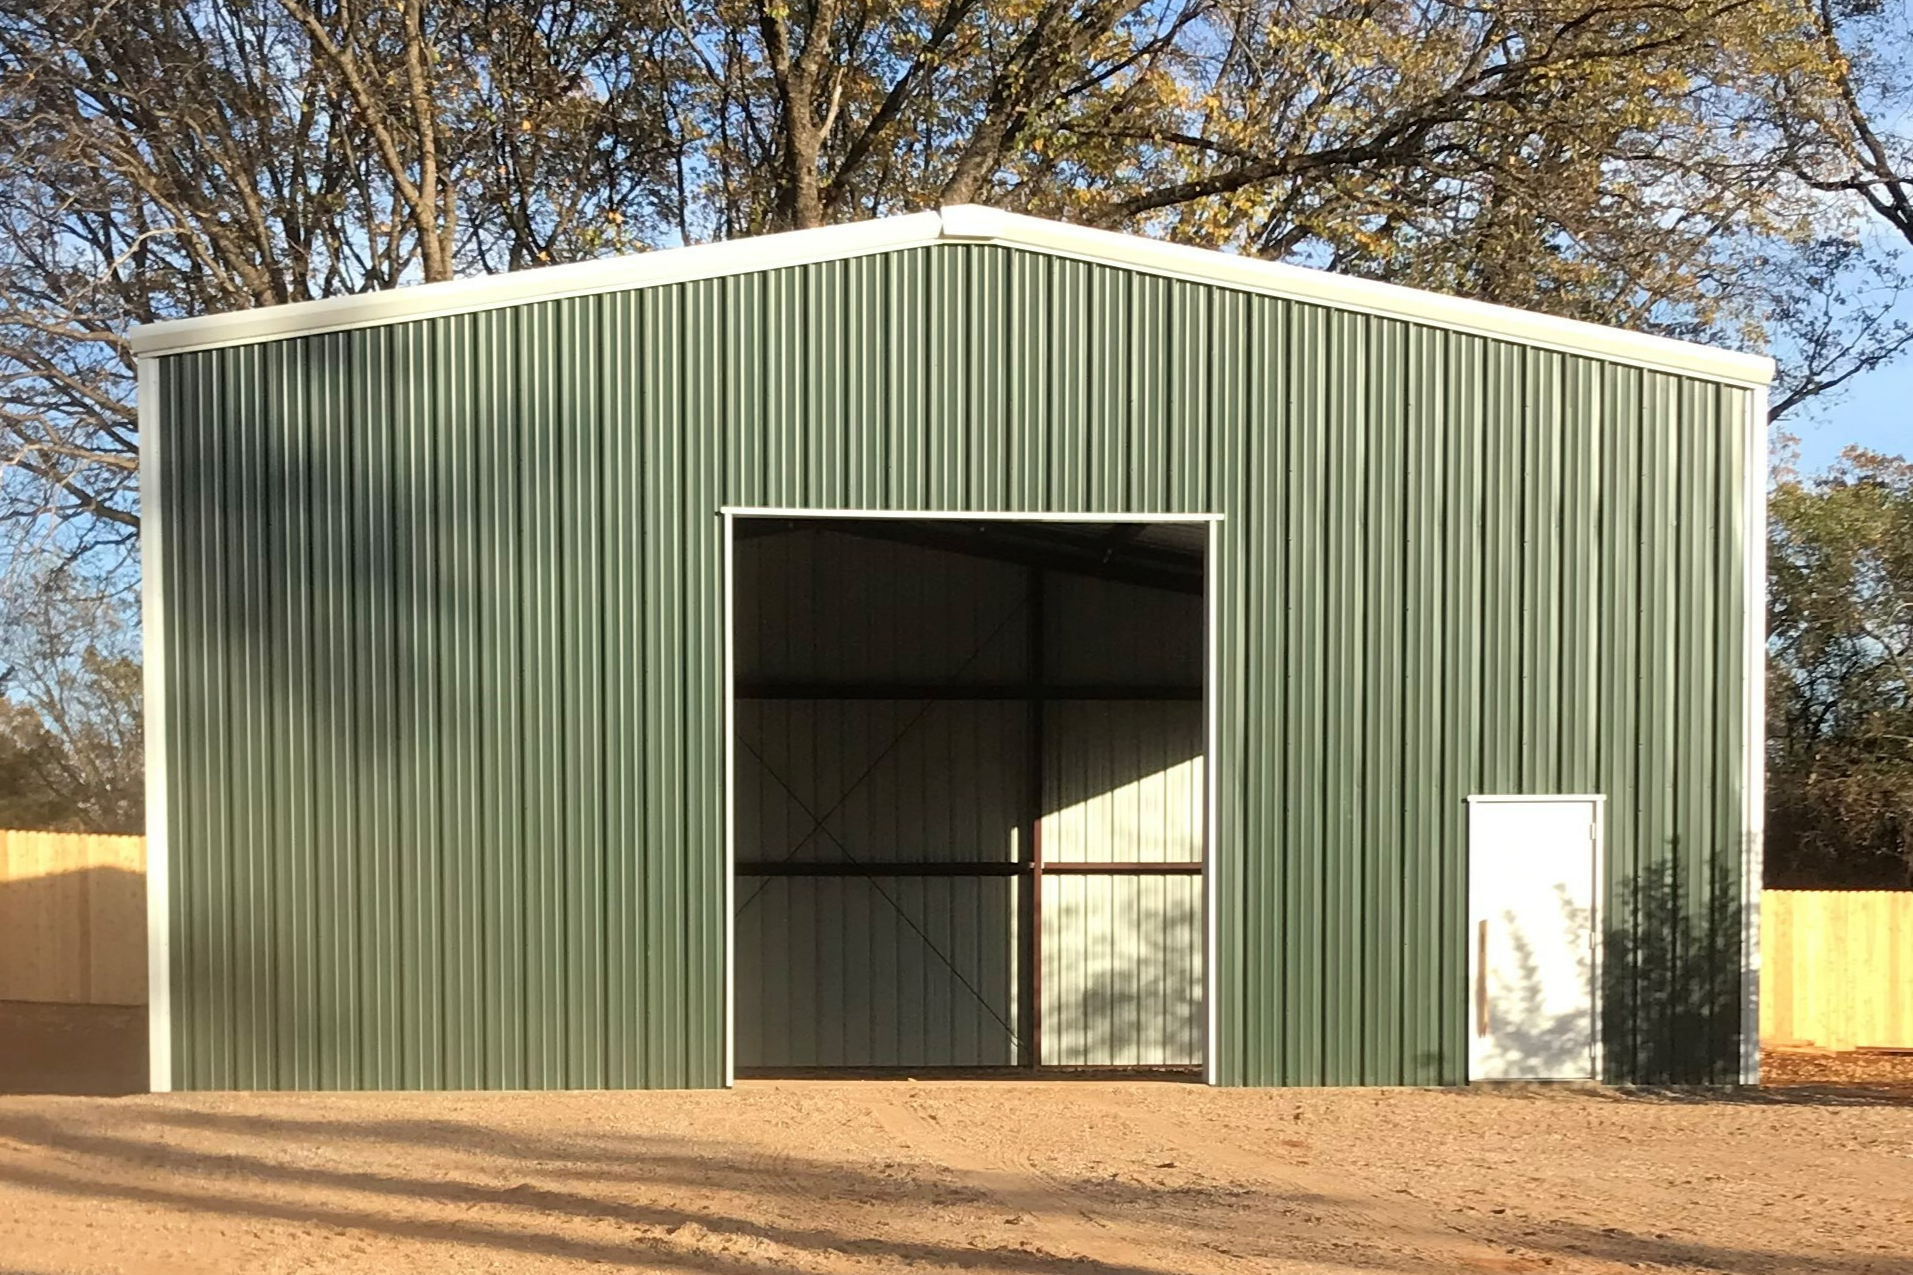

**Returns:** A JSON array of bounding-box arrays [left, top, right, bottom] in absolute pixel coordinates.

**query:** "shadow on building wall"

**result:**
[[1476, 843, 1746, 1086], [1602, 850, 1747, 1086]]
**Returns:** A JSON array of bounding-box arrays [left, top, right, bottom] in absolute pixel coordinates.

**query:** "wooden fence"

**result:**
[[1761, 889, 1913, 1051], [5, 831, 1906, 1046], [0, 828, 146, 1005]]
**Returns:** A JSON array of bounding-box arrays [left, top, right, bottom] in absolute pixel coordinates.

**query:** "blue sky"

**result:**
[[1779, 273, 1913, 471], [1786, 342, 1913, 472]]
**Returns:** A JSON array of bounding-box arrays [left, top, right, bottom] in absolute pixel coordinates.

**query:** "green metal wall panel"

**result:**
[[156, 242, 1753, 1088]]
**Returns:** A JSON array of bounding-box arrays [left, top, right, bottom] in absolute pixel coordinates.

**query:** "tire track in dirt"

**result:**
[[859, 1090, 1198, 1275], [625, 1095, 840, 1268], [1075, 1089, 1550, 1273]]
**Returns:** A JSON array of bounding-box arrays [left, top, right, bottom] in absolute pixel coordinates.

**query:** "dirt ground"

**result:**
[[0, 1000, 146, 1096], [0, 1061, 1908, 1275]]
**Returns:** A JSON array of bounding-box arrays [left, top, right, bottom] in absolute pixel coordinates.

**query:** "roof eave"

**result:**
[[944, 205, 1774, 388], [128, 205, 1776, 387], [126, 211, 944, 360]]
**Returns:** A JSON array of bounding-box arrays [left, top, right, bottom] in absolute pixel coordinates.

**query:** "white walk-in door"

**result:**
[[1467, 795, 1603, 1081]]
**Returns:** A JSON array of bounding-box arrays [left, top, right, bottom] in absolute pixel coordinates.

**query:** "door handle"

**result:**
[[1475, 919, 1490, 1037]]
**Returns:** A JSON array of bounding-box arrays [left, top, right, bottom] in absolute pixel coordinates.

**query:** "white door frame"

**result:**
[[719, 507, 1223, 1086], [1465, 793, 1606, 1082]]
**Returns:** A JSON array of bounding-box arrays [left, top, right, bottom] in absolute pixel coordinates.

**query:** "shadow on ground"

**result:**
[[0, 1089, 1907, 1275], [1591, 1082, 1913, 1108], [0, 1001, 145, 1096], [0, 1104, 1307, 1275]]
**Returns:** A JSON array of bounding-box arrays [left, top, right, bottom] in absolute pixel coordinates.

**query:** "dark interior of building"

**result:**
[[732, 518, 1207, 1071]]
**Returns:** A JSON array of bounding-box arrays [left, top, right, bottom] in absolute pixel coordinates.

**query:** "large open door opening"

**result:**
[[727, 514, 1210, 1076]]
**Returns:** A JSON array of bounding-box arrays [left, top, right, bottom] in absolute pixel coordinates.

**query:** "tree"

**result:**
[[4, 0, 1912, 844], [0, 0, 682, 567], [0, 551, 143, 832], [1782, 0, 1913, 251], [1760, 237, 1913, 422], [1767, 445, 1913, 888], [1751, 0, 1913, 424], [674, 0, 1849, 334], [1, 0, 1895, 566]]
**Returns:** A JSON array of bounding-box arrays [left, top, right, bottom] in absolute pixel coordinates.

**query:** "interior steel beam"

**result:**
[[740, 517, 1204, 596], [734, 860, 1204, 876], [737, 680, 1202, 701], [737, 861, 1023, 876], [1038, 861, 1204, 874]]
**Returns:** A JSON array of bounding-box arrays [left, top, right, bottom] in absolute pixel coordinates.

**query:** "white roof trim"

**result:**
[[130, 205, 1774, 385], [943, 207, 1773, 386]]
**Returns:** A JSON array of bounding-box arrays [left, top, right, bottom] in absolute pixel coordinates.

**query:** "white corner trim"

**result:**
[[1202, 515, 1220, 1086], [1741, 385, 1769, 1085], [138, 356, 173, 1093], [1592, 798, 1606, 1083], [722, 509, 737, 1089], [130, 206, 1775, 388]]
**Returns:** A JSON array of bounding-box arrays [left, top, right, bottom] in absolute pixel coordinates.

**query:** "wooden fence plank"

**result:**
[[0, 828, 147, 1006], [1762, 890, 1913, 1051], [9, 834, 1905, 1040]]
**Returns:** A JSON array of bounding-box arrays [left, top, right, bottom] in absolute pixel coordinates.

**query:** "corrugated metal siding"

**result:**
[[1040, 702, 1205, 1065], [736, 875, 1022, 1067], [1042, 874, 1203, 1065], [734, 699, 1029, 1067], [733, 530, 1032, 1067], [1042, 704, 1203, 864], [157, 242, 1751, 1088]]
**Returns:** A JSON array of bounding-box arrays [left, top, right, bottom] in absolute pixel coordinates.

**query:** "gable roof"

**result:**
[[129, 204, 1774, 386]]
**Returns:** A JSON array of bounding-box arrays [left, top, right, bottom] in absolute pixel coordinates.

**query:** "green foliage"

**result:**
[[1767, 445, 1913, 887], [0, 0, 1905, 568], [0, 553, 143, 833], [0, 0, 1904, 865]]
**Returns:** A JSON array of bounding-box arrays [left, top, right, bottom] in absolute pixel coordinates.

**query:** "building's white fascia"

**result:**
[[130, 205, 1776, 387], [128, 212, 944, 358], [941, 206, 1774, 387]]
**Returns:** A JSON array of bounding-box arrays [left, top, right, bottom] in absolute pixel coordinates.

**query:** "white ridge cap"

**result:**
[[128, 204, 1774, 386]]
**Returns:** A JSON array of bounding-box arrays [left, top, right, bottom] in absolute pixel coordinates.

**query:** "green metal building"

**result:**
[[134, 206, 1770, 1091]]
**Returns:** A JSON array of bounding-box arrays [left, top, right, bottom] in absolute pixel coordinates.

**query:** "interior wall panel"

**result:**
[[732, 530, 1033, 1068], [1042, 704, 1203, 865], [735, 530, 1029, 685], [1041, 874, 1203, 1066], [739, 701, 1030, 866], [732, 528, 1204, 1069], [736, 875, 1021, 1067], [1043, 575, 1204, 687]]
